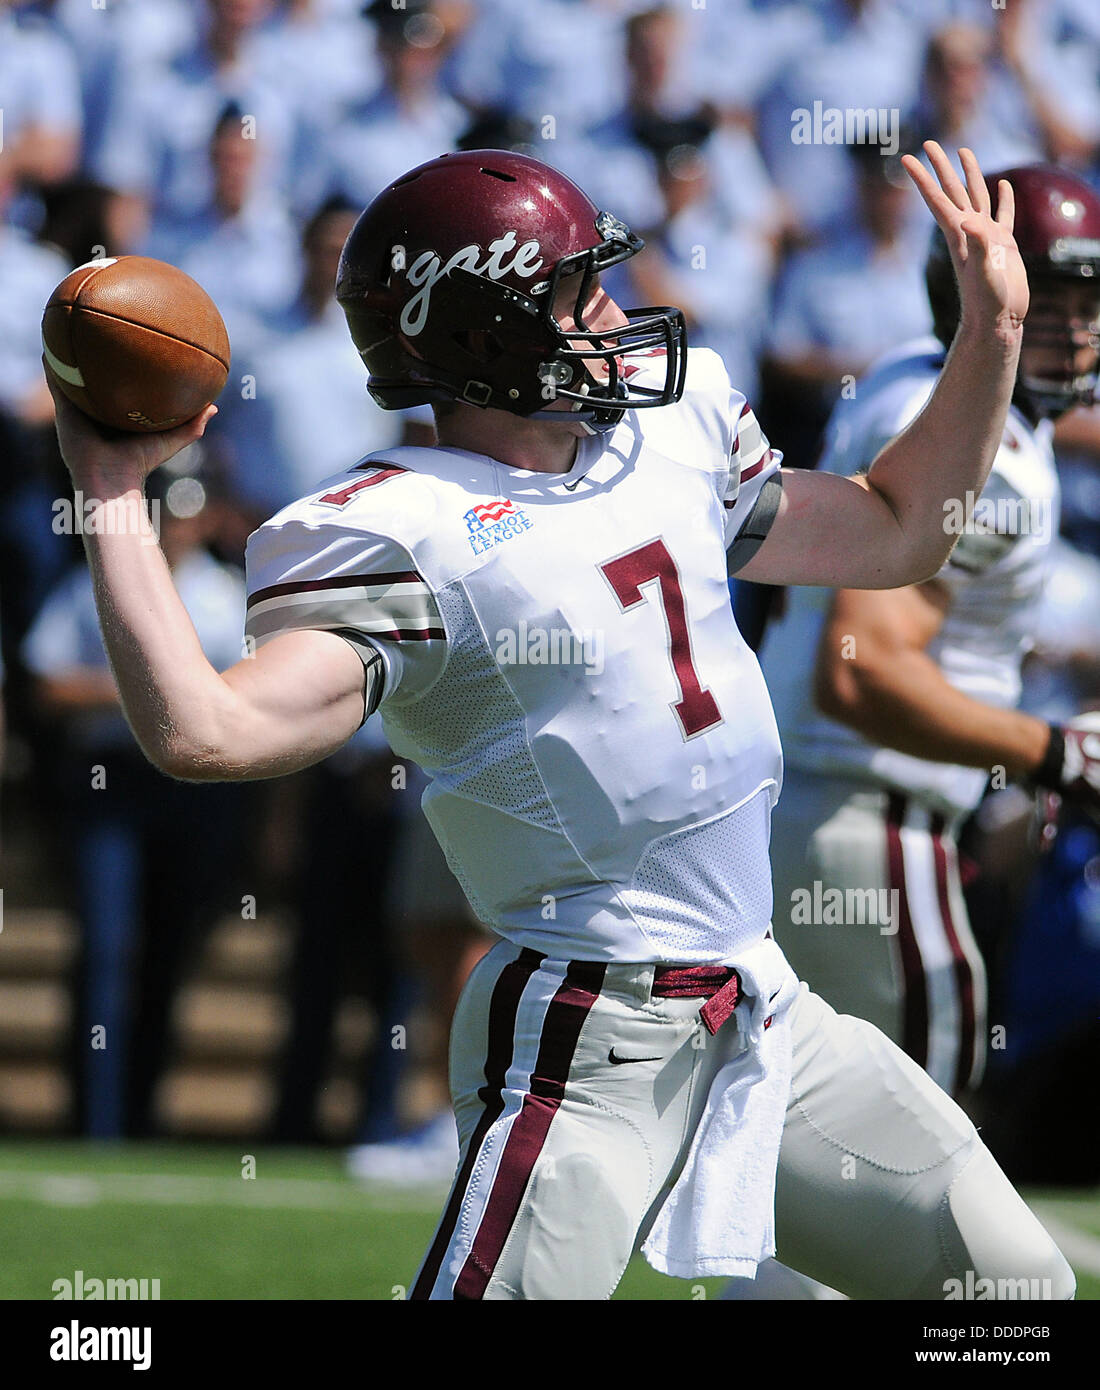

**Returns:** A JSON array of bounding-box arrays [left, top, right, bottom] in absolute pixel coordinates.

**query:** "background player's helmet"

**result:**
[[335, 149, 687, 429], [926, 164, 1100, 419]]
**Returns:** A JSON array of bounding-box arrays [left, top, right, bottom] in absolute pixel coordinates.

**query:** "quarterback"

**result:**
[[49, 143, 1074, 1299]]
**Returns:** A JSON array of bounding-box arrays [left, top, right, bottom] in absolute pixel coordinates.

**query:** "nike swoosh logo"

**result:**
[[563, 475, 586, 491], [607, 1048, 663, 1066]]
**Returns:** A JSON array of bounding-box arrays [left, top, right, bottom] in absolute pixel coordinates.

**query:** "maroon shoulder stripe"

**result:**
[[930, 813, 977, 1096], [246, 571, 422, 609], [454, 959, 606, 1301], [739, 450, 770, 484], [885, 794, 929, 1069], [370, 626, 445, 641], [409, 947, 544, 1301], [729, 401, 753, 457]]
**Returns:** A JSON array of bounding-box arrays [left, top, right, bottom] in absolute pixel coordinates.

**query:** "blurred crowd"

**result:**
[[1, 0, 1099, 1177]]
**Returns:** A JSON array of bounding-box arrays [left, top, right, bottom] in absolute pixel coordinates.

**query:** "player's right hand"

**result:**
[[45, 369, 217, 494]]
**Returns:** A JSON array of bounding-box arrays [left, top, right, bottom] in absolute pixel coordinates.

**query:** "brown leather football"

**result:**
[[41, 256, 230, 433]]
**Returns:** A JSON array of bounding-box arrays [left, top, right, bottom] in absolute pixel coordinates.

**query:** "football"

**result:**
[[41, 256, 230, 433]]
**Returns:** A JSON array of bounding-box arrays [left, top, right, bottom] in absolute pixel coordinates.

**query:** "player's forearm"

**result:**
[[77, 479, 237, 775], [738, 325, 1025, 591], [817, 643, 1049, 777], [864, 319, 1023, 583], [77, 483, 368, 780]]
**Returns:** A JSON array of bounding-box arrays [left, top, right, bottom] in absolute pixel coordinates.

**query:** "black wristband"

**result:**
[[1034, 724, 1066, 790]]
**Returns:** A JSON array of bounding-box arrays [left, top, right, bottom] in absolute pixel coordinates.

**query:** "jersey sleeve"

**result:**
[[938, 470, 1032, 594], [639, 347, 784, 558], [243, 516, 446, 705], [722, 400, 783, 550]]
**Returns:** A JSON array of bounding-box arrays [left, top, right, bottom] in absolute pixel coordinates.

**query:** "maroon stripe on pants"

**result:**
[[930, 813, 977, 1096], [453, 959, 606, 1301], [885, 794, 929, 1069], [409, 947, 544, 1301]]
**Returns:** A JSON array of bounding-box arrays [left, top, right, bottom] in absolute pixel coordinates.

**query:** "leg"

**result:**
[[410, 941, 719, 1301], [772, 772, 985, 1096], [773, 988, 1074, 1300]]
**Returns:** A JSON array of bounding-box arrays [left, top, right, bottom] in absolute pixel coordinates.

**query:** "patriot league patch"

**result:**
[[464, 498, 534, 555]]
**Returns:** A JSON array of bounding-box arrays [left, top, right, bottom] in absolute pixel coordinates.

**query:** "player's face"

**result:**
[[1021, 279, 1100, 400], [551, 270, 631, 392], [552, 271, 629, 337]]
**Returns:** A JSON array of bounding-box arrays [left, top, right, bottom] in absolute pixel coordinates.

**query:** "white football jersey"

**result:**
[[762, 338, 1059, 817], [245, 348, 783, 963]]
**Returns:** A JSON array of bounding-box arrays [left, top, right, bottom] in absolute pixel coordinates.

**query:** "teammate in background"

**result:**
[[760, 164, 1100, 1100], [47, 143, 1078, 1299]]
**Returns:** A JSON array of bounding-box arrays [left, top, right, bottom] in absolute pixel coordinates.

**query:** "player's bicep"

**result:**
[[731, 467, 911, 588], [211, 629, 379, 780]]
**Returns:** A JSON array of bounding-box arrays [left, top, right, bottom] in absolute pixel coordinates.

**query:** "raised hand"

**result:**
[[901, 142, 1028, 337]]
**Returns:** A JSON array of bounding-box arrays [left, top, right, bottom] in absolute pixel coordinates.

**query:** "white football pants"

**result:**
[[409, 939, 1073, 1301]]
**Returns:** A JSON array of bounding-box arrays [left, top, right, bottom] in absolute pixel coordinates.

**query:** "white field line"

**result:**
[[0, 1169, 446, 1213], [2, 1172, 1098, 1278]]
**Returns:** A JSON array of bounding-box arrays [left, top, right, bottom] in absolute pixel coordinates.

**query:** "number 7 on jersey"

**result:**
[[600, 538, 724, 740]]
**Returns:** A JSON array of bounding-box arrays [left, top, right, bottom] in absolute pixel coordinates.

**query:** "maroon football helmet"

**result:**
[[926, 164, 1100, 419], [335, 150, 687, 429]]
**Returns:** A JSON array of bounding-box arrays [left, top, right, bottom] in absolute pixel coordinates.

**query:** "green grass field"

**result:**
[[2, 1142, 1097, 1301]]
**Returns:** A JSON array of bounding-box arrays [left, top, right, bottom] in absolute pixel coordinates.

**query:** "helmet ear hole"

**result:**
[[452, 328, 504, 362]]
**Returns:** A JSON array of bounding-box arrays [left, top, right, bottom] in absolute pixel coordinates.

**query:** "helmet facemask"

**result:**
[[529, 213, 687, 431], [1017, 273, 1100, 419]]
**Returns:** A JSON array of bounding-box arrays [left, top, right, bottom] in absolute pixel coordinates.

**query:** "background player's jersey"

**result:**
[[245, 348, 783, 963], [762, 337, 1059, 818]]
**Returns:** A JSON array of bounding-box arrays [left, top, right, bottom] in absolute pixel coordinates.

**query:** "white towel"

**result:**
[[642, 936, 804, 1279]]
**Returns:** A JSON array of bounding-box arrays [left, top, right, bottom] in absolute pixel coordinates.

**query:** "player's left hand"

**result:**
[[1036, 713, 1100, 826], [901, 142, 1029, 337]]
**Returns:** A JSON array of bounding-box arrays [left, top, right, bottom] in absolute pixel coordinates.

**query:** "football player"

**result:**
[[47, 143, 1076, 1300], [760, 164, 1100, 1100]]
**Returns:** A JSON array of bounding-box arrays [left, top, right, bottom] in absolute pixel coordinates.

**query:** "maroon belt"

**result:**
[[652, 965, 742, 1036]]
